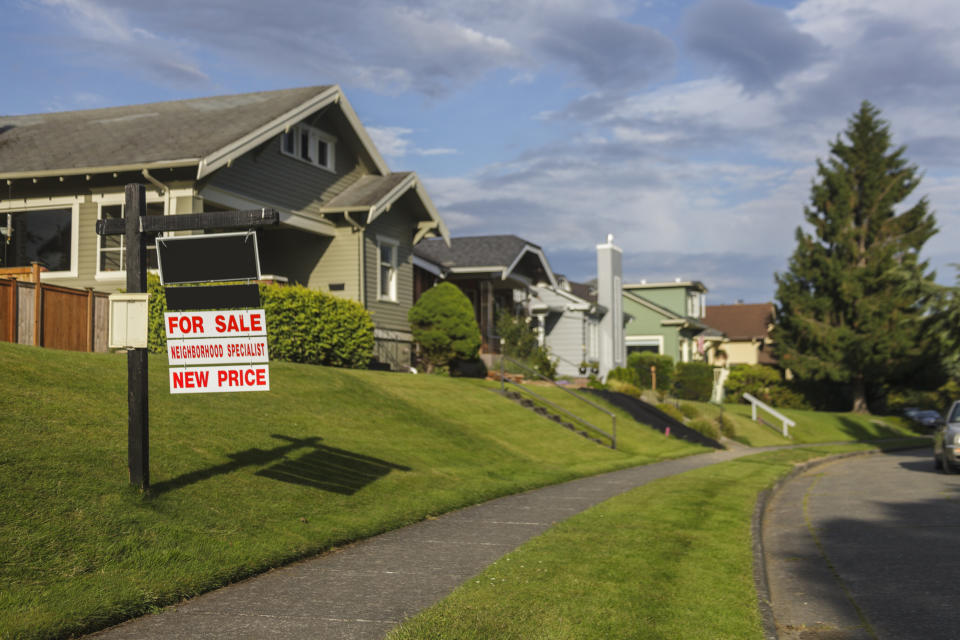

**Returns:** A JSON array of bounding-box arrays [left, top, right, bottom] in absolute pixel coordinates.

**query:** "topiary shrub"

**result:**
[[408, 282, 481, 374], [673, 362, 714, 401], [626, 352, 675, 390]]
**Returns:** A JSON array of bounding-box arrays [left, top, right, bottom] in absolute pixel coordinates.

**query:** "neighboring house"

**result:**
[[703, 302, 776, 366], [413, 235, 557, 361], [621, 280, 723, 363], [0, 85, 449, 370], [530, 275, 605, 378]]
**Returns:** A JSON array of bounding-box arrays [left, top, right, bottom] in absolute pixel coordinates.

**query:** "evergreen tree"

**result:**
[[773, 101, 937, 413]]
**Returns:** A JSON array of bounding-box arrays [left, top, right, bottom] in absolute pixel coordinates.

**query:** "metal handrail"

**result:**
[[499, 355, 617, 449]]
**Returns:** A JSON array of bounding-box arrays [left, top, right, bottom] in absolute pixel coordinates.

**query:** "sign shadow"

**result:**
[[150, 434, 410, 495]]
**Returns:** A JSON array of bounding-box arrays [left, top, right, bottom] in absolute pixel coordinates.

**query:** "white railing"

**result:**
[[742, 392, 796, 438]]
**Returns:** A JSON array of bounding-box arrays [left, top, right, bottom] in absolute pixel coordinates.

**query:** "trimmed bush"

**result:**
[[719, 413, 737, 438], [626, 352, 675, 390], [607, 366, 641, 387], [688, 417, 720, 440], [409, 282, 481, 373], [678, 403, 701, 420], [147, 275, 375, 368], [672, 362, 714, 401], [655, 403, 685, 422]]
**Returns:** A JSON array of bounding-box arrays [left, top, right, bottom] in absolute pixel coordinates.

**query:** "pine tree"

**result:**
[[773, 101, 937, 413]]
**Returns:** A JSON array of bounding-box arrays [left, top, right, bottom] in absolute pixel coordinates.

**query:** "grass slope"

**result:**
[[0, 342, 705, 639], [721, 403, 915, 445], [389, 442, 925, 640]]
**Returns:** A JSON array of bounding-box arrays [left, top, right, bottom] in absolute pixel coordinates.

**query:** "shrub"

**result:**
[[678, 403, 701, 420], [626, 352, 675, 390], [607, 366, 641, 387], [496, 311, 557, 380], [655, 403, 685, 422], [672, 362, 714, 401], [606, 378, 643, 398], [259, 284, 374, 367], [147, 276, 375, 368], [408, 282, 481, 373], [719, 413, 737, 438], [688, 417, 720, 440], [724, 364, 810, 409]]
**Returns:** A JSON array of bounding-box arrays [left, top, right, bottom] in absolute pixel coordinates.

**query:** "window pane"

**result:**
[[317, 140, 328, 167], [380, 265, 391, 296], [0, 209, 72, 271], [300, 131, 311, 161], [100, 249, 122, 271], [282, 130, 295, 154]]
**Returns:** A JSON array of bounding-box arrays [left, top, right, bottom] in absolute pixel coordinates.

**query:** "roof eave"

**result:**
[[1, 158, 200, 181]]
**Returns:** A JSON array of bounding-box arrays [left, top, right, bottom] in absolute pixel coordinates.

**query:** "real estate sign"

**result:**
[[165, 309, 270, 393]]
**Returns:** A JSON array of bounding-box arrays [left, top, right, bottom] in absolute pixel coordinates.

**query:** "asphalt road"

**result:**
[[764, 447, 960, 640]]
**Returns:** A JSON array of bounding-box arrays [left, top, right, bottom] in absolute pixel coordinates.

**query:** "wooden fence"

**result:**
[[0, 264, 110, 353]]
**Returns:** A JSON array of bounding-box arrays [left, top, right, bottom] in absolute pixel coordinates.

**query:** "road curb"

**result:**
[[751, 449, 883, 640]]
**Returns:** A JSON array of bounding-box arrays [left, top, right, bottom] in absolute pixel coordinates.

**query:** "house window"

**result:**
[[280, 124, 336, 171], [97, 202, 162, 275], [0, 208, 72, 272], [378, 238, 398, 302]]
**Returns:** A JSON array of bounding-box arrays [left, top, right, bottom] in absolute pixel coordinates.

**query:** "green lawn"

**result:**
[[0, 342, 706, 639], [389, 441, 925, 640], [721, 402, 915, 445]]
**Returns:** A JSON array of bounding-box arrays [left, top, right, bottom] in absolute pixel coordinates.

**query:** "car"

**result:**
[[914, 409, 944, 431], [933, 402, 960, 472]]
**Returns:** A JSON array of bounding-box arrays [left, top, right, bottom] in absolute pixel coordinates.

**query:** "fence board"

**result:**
[[17, 284, 35, 346], [42, 285, 89, 351], [0, 280, 15, 342], [94, 294, 110, 353]]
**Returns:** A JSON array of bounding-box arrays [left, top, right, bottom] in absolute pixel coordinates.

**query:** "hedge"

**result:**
[[672, 361, 714, 401]]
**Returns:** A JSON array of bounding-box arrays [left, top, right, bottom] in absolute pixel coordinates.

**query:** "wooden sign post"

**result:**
[[97, 184, 279, 490]]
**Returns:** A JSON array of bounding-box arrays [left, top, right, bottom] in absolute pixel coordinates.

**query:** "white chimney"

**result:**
[[596, 234, 624, 380]]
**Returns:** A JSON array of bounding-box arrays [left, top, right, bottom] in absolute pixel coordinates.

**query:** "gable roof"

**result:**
[[704, 303, 774, 341], [623, 289, 709, 331], [623, 280, 708, 293], [414, 234, 556, 287], [321, 172, 450, 243], [0, 85, 390, 180]]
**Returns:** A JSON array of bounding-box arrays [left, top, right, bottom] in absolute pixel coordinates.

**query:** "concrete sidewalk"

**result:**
[[89, 447, 755, 640]]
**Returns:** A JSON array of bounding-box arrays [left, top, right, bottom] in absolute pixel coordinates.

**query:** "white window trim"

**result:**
[[377, 236, 399, 303], [280, 124, 337, 173], [625, 335, 665, 355], [0, 197, 80, 279], [93, 193, 168, 281]]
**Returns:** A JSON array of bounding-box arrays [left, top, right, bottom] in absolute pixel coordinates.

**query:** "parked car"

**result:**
[[933, 402, 960, 472], [914, 409, 944, 431]]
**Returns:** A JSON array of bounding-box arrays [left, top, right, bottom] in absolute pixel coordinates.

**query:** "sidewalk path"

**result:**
[[89, 447, 755, 640]]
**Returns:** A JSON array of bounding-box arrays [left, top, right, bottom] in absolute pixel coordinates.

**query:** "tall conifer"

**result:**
[[773, 101, 937, 413]]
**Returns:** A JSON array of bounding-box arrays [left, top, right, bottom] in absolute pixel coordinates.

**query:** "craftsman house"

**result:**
[[621, 280, 723, 363], [0, 85, 449, 369]]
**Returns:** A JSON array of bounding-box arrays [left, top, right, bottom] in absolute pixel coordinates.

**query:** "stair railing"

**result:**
[[499, 355, 617, 449]]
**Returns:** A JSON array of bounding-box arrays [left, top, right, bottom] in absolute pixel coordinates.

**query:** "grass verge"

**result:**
[[388, 439, 926, 640], [0, 342, 706, 639]]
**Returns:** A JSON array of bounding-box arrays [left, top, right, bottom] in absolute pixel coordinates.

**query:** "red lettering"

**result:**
[[167, 316, 178, 335], [215, 315, 226, 333], [244, 369, 256, 385], [172, 371, 184, 388], [256, 368, 266, 386], [250, 314, 262, 332], [192, 316, 204, 333], [227, 316, 240, 332], [183, 371, 196, 388], [228, 370, 240, 386], [196, 370, 209, 388], [217, 370, 228, 385]]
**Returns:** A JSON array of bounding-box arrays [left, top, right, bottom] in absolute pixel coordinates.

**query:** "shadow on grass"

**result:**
[[151, 434, 411, 495], [836, 416, 901, 441]]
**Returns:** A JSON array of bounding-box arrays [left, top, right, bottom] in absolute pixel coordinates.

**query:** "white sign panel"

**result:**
[[164, 309, 267, 339], [170, 365, 270, 394], [167, 336, 269, 366]]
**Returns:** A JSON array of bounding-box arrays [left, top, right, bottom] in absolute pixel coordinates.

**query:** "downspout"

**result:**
[[344, 211, 365, 305]]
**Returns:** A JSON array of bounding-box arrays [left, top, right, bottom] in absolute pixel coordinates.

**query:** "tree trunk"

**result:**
[[851, 376, 869, 414]]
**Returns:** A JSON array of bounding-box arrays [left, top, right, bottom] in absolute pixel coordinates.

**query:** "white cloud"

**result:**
[[367, 126, 458, 159]]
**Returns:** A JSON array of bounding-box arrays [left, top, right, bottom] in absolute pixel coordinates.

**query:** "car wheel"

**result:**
[[944, 458, 956, 474], [935, 454, 943, 470]]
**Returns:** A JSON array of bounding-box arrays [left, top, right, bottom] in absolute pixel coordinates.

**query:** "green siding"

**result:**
[[622, 294, 681, 361], [631, 288, 685, 316], [363, 208, 418, 333]]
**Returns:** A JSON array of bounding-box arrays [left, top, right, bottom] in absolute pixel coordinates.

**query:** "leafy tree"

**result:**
[[495, 311, 557, 380], [773, 101, 938, 413], [408, 282, 481, 373]]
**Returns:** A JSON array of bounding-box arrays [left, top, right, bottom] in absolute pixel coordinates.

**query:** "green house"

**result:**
[[622, 280, 722, 363]]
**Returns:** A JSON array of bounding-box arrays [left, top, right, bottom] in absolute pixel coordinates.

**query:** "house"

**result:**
[[703, 302, 776, 366], [412, 234, 556, 360], [621, 280, 723, 363], [529, 276, 605, 378], [0, 86, 449, 370]]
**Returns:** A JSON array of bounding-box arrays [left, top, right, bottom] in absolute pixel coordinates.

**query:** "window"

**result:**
[[98, 201, 163, 275], [0, 208, 73, 272], [280, 124, 336, 171], [378, 238, 398, 302]]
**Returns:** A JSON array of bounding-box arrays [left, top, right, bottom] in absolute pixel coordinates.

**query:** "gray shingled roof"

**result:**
[[414, 235, 540, 268], [322, 173, 413, 210], [0, 86, 331, 175]]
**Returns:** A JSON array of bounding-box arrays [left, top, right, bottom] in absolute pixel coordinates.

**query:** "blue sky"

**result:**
[[4, 0, 959, 303]]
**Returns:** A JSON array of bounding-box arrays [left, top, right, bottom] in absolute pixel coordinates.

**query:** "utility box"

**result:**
[[109, 293, 150, 349]]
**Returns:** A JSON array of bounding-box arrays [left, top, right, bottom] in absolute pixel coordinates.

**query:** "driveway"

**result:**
[[764, 447, 959, 639]]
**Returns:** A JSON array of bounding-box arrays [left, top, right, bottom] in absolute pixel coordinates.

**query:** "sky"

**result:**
[[4, 0, 960, 304]]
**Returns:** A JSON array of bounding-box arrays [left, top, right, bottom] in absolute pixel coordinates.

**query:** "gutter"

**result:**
[[141, 168, 172, 220]]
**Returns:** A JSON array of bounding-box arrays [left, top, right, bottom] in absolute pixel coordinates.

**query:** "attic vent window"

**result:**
[[281, 124, 336, 172]]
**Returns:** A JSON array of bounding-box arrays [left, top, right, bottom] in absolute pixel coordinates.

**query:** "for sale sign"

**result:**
[[165, 309, 270, 394]]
